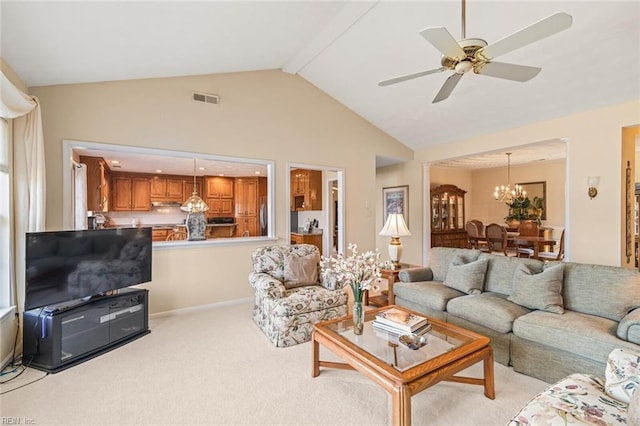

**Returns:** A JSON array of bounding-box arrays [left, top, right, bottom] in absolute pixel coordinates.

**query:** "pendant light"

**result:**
[[181, 159, 209, 213], [494, 153, 525, 203]]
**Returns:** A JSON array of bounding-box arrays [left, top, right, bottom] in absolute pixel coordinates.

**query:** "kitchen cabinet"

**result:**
[[152, 229, 169, 242], [183, 178, 203, 203], [80, 155, 110, 212], [235, 177, 267, 236], [430, 184, 467, 248], [291, 232, 323, 256], [205, 177, 234, 216], [111, 175, 151, 211], [235, 217, 258, 237], [150, 176, 183, 201], [290, 169, 322, 211], [205, 177, 234, 199]]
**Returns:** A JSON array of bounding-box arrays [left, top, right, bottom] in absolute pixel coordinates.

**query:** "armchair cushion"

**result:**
[[283, 252, 319, 289], [508, 262, 564, 314], [604, 348, 640, 404]]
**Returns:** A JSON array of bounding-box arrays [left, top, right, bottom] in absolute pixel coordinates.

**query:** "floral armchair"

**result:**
[[249, 244, 348, 347], [509, 347, 640, 425]]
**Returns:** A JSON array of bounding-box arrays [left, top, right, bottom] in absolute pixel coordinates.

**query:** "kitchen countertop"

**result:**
[[150, 223, 236, 229], [291, 229, 323, 235]]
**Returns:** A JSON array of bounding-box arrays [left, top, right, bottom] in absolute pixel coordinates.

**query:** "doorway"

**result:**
[[287, 163, 344, 257]]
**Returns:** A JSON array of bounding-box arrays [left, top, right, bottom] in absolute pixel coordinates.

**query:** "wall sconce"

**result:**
[[588, 176, 600, 199]]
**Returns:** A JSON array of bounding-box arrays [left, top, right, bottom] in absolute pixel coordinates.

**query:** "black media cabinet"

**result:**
[[23, 288, 149, 373]]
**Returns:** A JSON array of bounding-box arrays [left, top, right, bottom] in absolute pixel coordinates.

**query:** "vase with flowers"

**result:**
[[320, 243, 382, 335]]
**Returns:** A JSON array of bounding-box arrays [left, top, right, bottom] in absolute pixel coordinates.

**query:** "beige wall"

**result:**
[[465, 160, 566, 232], [375, 163, 423, 266], [405, 101, 640, 266], [29, 70, 412, 314]]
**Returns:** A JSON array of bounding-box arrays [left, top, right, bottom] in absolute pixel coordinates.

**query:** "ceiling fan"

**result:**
[[378, 0, 572, 103]]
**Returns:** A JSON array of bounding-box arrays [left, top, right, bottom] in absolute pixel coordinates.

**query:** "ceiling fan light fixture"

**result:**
[[454, 61, 473, 74]]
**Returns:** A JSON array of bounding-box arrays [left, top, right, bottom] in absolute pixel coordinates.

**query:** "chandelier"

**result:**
[[494, 153, 526, 204], [181, 159, 209, 213]]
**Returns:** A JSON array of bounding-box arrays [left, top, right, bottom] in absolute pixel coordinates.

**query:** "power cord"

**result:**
[[0, 308, 50, 392], [0, 360, 48, 394]]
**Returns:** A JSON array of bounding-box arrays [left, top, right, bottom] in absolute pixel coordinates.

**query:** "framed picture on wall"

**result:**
[[382, 185, 409, 226]]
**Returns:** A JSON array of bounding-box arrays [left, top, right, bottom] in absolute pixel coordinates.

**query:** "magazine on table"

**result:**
[[375, 307, 428, 333]]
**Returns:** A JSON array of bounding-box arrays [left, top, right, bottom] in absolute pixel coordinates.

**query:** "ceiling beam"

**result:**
[[282, 1, 378, 75]]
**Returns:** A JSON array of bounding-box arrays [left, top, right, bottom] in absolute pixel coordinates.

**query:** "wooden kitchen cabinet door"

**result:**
[[131, 178, 151, 211]]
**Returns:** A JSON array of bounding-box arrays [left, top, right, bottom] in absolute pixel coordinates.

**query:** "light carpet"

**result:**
[[1, 302, 548, 425]]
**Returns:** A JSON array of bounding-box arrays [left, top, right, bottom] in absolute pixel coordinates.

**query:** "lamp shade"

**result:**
[[181, 158, 209, 213], [379, 213, 411, 237], [181, 193, 209, 213]]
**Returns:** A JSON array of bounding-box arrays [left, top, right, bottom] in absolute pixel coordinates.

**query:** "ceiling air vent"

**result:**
[[192, 92, 220, 105]]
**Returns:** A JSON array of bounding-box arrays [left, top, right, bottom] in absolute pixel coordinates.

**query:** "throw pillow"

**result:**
[[443, 256, 488, 295], [508, 263, 564, 314], [604, 348, 640, 404], [283, 252, 320, 289]]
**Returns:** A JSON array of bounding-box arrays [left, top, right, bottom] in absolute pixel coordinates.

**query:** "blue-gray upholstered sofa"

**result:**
[[394, 247, 640, 383]]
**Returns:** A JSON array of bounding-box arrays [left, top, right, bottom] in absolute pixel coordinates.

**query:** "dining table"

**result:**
[[506, 234, 556, 258]]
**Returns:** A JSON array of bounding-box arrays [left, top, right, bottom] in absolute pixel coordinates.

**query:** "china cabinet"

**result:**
[[430, 184, 467, 248]]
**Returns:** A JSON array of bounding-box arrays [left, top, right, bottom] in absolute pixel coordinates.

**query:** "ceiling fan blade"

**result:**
[[433, 73, 463, 103], [476, 61, 541, 82], [378, 67, 447, 87], [476, 12, 572, 61], [419, 27, 466, 59]]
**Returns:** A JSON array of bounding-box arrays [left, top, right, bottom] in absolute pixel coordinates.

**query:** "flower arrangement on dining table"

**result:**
[[320, 243, 388, 303]]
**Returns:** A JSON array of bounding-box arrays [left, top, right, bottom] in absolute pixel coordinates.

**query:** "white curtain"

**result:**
[[74, 163, 88, 229], [1, 70, 46, 315]]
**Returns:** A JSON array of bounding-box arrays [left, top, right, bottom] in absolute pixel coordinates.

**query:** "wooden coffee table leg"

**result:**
[[391, 384, 411, 426], [483, 347, 495, 399], [312, 332, 320, 377]]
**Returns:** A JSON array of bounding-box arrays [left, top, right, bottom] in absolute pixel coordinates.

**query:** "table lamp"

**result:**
[[379, 213, 411, 268]]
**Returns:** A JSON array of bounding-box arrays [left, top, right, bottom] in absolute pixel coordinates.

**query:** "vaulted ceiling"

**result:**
[[2, 1, 638, 167]]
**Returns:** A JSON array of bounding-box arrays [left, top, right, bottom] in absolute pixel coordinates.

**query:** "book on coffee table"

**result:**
[[375, 307, 428, 333], [373, 320, 431, 337]]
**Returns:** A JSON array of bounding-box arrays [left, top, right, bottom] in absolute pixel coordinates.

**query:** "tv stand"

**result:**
[[23, 288, 149, 373]]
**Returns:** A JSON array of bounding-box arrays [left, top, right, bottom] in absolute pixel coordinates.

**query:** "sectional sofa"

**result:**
[[393, 247, 640, 383]]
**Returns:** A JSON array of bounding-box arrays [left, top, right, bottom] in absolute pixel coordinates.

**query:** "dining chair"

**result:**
[[469, 219, 485, 236], [466, 220, 489, 251], [537, 229, 565, 261], [485, 223, 516, 256], [516, 221, 539, 258], [166, 230, 188, 241]]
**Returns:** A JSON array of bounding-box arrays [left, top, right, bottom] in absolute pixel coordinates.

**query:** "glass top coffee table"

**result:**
[[312, 305, 494, 426]]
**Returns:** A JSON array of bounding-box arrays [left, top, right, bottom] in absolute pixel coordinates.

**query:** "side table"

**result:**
[[364, 263, 420, 307]]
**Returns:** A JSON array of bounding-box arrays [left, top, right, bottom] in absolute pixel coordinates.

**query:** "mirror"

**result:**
[[517, 181, 546, 220]]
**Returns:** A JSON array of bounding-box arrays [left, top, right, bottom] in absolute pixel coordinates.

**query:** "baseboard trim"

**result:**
[[149, 297, 252, 319]]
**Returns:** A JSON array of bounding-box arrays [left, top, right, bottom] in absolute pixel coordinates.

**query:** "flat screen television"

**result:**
[[25, 227, 152, 311]]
